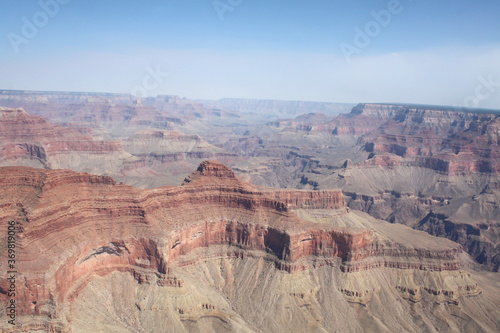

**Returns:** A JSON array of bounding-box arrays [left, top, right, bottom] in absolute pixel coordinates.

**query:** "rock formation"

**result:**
[[195, 98, 354, 118], [0, 107, 130, 172], [235, 103, 499, 271], [119, 131, 238, 188], [1, 89, 499, 273], [359, 105, 499, 174], [325, 104, 500, 271], [0, 162, 498, 332], [0, 107, 238, 188]]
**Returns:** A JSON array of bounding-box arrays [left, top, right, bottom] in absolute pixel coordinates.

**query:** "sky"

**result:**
[[1, 0, 499, 108]]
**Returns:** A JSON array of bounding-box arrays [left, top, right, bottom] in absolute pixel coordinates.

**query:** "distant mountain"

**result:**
[[196, 97, 355, 118]]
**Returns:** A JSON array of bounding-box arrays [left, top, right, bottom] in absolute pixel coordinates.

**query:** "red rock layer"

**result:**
[[329, 103, 402, 135], [266, 189, 345, 210], [266, 104, 499, 175], [0, 161, 464, 327], [0, 91, 215, 124], [359, 106, 500, 174], [0, 107, 123, 164], [267, 104, 399, 135]]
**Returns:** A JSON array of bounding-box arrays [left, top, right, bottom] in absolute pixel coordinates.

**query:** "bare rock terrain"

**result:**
[[1, 92, 499, 271], [0, 106, 238, 188], [0, 90, 499, 332], [225, 103, 500, 271], [0, 161, 498, 332]]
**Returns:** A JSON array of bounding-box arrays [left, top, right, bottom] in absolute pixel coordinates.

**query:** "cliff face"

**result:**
[[0, 162, 497, 332], [0, 107, 239, 188], [0, 90, 214, 127], [265, 104, 400, 135], [329, 103, 403, 135], [416, 211, 500, 271], [0, 107, 129, 172], [359, 106, 500, 174], [266, 189, 345, 210], [279, 104, 498, 271], [270, 103, 499, 175]]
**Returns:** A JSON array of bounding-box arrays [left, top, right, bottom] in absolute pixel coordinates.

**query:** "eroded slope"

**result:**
[[0, 162, 498, 332]]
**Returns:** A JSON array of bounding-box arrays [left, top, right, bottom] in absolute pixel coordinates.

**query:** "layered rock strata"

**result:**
[[0, 107, 239, 188], [359, 105, 500, 174], [0, 161, 497, 332], [0, 107, 130, 172], [303, 104, 500, 271]]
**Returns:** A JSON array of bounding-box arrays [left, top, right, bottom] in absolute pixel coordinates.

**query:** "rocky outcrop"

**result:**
[[119, 131, 239, 186], [329, 103, 402, 135], [359, 105, 499, 175], [266, 189, 345, 210], [257, 103, 499, 175], [309, 104, 500, 271], [342, 190, 434, 225], [265, 104, 399, 135], [416, 211, 500, 271], [0, 107, 129, 172], [0, 107, 241, 188], [182, 160, 239, 184], [0, 162, 496, 332], [0, 90, 214, 126]]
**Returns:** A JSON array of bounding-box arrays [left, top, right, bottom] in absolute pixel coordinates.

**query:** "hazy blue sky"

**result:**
[[1, 0, 499, 108]]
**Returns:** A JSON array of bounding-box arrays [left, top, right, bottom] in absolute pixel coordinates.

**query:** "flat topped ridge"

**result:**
[[0, 110, 55, 139], [0, 107, 47, 124], [0, 107, 29, 115], [132, 130, 201, 141], [355, 103, 500, 116], [0, 165, 117, 190]]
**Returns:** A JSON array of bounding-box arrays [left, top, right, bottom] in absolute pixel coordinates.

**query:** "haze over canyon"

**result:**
[[0, 90, 499, 332]]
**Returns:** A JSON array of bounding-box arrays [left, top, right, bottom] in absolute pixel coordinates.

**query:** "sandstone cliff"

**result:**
[[359, 105, 499, 174], [0, 107, 239, 189], [0, 107, 130, 173], [264, 104, 500, 271], [0, 162, 498, 332]]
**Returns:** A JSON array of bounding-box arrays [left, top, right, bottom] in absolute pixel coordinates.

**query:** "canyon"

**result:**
[[223, 104, 500, 272], [0, 104, 238, 188], [0, 161, 498, 332], [0, 90, 499, 332]]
